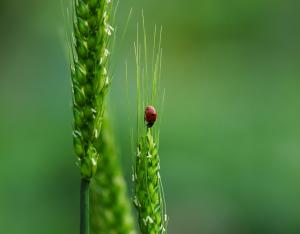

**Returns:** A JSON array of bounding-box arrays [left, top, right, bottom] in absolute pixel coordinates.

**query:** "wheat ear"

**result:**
[[70, 0, 113, 233], [132, 16, 168, 234], [90, 116, 136, 234], [134, 128, 167, 234]]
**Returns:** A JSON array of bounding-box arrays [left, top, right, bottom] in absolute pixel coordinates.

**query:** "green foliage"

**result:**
[[71, 0, 113, 180]]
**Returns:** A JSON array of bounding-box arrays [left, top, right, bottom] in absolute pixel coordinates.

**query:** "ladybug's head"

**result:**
[[144, 105, 157, 128]]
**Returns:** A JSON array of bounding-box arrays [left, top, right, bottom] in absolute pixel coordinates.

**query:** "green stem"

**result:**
[[80, 179, 90, 234]]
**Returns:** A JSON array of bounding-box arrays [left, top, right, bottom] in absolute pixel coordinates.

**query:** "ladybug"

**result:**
[[145, 105, 157, 128]]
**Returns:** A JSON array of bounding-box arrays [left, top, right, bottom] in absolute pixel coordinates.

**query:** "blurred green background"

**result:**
[[1, 0, 300, 233]]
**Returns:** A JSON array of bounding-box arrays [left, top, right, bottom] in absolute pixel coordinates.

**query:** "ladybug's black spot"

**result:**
[[147, 121, 154, 128]]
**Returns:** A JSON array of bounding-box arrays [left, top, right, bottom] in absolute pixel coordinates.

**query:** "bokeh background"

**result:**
[[1, 0, 300, 233]]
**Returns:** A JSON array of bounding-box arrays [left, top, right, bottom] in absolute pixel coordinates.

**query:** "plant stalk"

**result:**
[[80, 179, 90, 234]]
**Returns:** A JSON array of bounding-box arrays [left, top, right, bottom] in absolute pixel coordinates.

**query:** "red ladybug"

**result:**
[[145, 105, 157, 128]]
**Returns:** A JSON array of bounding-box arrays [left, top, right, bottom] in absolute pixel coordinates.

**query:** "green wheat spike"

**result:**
[[90, 116, 136, 234], [70, 0, 113, 233], [132, 14, 168, 234], [71, 0, 112, 179], [134, 129, 167, 234]]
